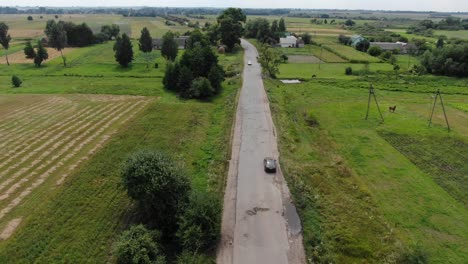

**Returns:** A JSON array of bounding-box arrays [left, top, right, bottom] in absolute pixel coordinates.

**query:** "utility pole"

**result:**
[[365, 84, 384, 122], [428, 89, 450, 132]]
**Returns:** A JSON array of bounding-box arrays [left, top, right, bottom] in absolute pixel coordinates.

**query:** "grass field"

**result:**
[[0, 32, 243, 262], [266, 78, 468, 263]]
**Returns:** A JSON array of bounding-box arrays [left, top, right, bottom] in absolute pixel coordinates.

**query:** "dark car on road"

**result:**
[[263, 157, 277, 173]]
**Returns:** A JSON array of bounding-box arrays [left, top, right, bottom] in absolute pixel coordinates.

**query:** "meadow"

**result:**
[[0, 15, 243, 261], [263, 12, 468, 262]]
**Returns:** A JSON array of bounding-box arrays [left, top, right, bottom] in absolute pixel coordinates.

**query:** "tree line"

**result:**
[[408, 17, 468, 37]]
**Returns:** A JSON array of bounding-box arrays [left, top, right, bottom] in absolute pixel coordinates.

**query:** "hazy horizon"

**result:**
[[1, 0, 468, 13]]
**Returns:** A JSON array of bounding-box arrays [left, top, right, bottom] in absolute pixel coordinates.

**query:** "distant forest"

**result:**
[[2, 6, 468, 17]]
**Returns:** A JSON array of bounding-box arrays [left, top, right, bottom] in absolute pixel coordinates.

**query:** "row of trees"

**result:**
[[421, 42, 468, 77], [408, 17, 468, 36], [117, 150, 221, 262], [244, 17, 287, 43]]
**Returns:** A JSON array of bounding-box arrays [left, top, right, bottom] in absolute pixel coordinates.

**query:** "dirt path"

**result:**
[[217, 40, 305, 264]]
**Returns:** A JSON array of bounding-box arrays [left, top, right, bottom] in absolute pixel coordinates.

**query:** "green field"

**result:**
[[0, 32, 243, 262], [265, 13, 468, 261]]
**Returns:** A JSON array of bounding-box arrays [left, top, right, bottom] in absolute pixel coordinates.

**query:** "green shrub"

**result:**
[[186, 77, 214, 99], [345, 67, 353, 75], [367, 46, 382, 57], [122, 150, 191, 233], [115, 225, 166, 264], [176, 192, 221, 252], [11, 75, 22, 88]]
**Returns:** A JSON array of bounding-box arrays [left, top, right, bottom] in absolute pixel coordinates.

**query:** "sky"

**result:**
[[1, 0, 468, 12]]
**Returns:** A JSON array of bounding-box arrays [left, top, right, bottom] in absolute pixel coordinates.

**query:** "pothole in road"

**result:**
[[284, 200, 302, 236], [246, 207, 270, 216]]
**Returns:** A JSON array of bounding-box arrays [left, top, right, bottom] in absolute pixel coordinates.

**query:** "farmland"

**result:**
[[0, 7, 467, 263], [0, 12, 243, 262]]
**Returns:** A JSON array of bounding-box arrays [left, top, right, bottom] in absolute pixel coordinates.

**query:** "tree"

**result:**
[[218, 17, 243, 51], [24, 41, 36, 59], [115, 225, 166, 264], [62, 22, 95, 47], [122, 150, 191, 232], [345, 19, 356, 26], [176, 192, 221, 252], [258, 44, 282, 78], [0, 22, 12, 65], [301, 33, 312, 44], [161, 31, 178, 61], [163, 61, 180, 91], [27, 16, 33, 21], [178, 66, 194, 96], [187, 77, 214, 99], [138, 27, 153, 68], [217, 8, 246, 51], [45, 20, 67, 66], [208, 64, 225, 94], [217, 7, 246, 24], [114, 33, 134, 67], [11, 75, 22, 87], [367, 46, 382, 57], [436, 38, 444, 49], [355, 39, 370, 52], [278, 17, 286, 32], [101, 24, 120, 40], [271, 20, 279, 33], [34, 40, 48, 67]]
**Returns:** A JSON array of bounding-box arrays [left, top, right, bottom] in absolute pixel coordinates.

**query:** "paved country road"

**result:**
[[217, 39, 305, 264]]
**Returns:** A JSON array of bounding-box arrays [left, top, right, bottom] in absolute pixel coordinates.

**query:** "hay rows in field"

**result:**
[[0, 103, 121, 190], [0, 96, 150, 222], [0, 102, 78, 151]]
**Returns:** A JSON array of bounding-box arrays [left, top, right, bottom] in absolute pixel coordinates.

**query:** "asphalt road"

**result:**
[[218, 39, 305, 264]]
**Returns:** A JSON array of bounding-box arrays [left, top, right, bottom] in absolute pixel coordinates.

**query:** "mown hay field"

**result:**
[[0, 94, 150, 241]]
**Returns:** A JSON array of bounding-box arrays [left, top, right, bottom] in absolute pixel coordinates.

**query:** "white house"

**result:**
[[280, 36, 298, 48]]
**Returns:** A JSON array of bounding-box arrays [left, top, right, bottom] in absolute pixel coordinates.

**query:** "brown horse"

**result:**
[[389, 105, 397, 113]]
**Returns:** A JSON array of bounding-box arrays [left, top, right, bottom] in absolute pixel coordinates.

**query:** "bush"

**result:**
[[122, 150, 191, 233], [115, 225, 166, 264], [367, 46, 382, 57], [176, 192, 221, 252], [345, 67, 353, 75], [187, 77, 215, 99], [11, 76, 22, 88], [380, 51, 393, 61]]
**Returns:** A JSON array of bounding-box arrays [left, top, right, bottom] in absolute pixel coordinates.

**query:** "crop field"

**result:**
[[280, 45, 347, 63], [0, 94, 150, 239]]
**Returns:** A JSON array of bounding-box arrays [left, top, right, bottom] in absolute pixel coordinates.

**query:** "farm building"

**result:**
[[152, 36, 189, 50], [279, 36, 305, 48], [369, 42, 417, 54], [280, 36, 298, 48], [350, 35, 366, 47]]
